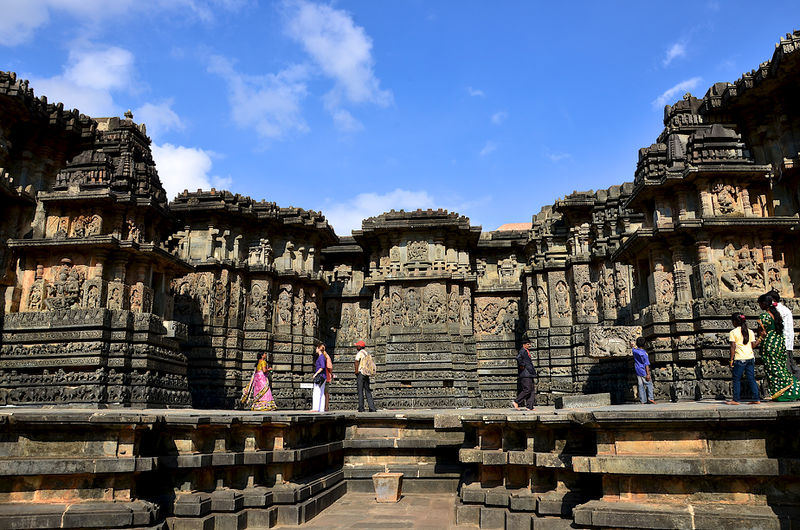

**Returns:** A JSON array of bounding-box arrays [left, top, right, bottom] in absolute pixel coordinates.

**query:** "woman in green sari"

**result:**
[[758, 294, 800, 401]]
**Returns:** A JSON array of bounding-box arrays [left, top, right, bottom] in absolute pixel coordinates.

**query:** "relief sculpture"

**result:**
[[554, 280, 570, 319], [44, 259, 85, 311], [719, 242, 763, 292]]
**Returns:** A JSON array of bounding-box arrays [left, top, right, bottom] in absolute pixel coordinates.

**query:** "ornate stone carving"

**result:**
[[44, 259, 85, 311], [129, 283, 152, 313], [586, 326, 643, 358], [424, 286, 445, 324], [213, 279, 227, 319], [304, 293, 319, 333], [408, 241, 428, 262], [404, 287, 421, 326], [448, 290, 460, 324], [712, 181, 740, 214], [84, 282, 101, 309], [601, 269, 616, 310], [277, 286, 292, 325], [655, 273, 674, 305], [292, 287, 304, 327], [554, 280, 570, 319], [87, 214, 102, 236], [460, 296, 471, 328], [125, 218, 143, 242], [107, 282, 124, 310], [576, 282, 598, 317], [719, 242, 763, 292], [536, 286, 548, 319], [247, 238, 273, 266], [391, 291, 403, 325]]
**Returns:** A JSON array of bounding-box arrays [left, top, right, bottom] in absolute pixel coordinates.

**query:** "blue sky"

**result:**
[[1, 1, 798, 234]]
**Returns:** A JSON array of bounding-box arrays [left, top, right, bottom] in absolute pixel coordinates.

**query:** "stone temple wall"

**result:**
[[1, 31, 800, 408]]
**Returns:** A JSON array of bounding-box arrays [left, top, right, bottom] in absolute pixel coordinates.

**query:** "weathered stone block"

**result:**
[[554, 393, 611, 409]]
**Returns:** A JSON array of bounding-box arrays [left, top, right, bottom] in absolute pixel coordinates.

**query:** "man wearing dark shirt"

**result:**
[[512, 337, 536, 410]]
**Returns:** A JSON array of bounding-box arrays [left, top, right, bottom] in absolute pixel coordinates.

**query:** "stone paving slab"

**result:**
[[275, 493, 468, 529]]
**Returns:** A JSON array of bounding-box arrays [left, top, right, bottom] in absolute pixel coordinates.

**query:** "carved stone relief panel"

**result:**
[[600, 265, 617, 314], [390, 286, 403, 326], [526, 281, 537, 329], [614, 263, 630, 308], [653, 271, 674, 305], [212, 276, 228, 321], [474, 296, 519, 336], [247, 279, 273, 326], [586, 326, 643, 358], [372, 289, 386, 333], [292, 287, 304, 328], [407, 241, 429, 262], [447, 287, 460, 324], [460, 286, 472, 330], [82, 280, 103, 309], [228, 274, 242, 323], [474, 297, 500, 335], [276, 285, 292, 326], [129, 283, 153, 313], [247, 238, 273, 267], [424, 283, 446, 324], [716, 240, 765, 293], [404, 287, 422, 326], [698, 263, 719, 298], [107, 281, 125, 310], [304, 291, 319, 336], [44, 259, 86, 311], [548, 271, 571, 323], [710, 180, 743, 215]]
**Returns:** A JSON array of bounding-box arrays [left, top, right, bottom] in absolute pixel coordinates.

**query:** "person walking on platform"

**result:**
[[512, 337, 536, 410], [353, 340, 377, 412], [765, 290, 800, 379], [311, 343, 327, 412], [632, 337, 656, 404], [726, 313, 761, 405]]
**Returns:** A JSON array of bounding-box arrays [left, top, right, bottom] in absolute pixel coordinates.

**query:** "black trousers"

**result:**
[[357, 373, 376, 412], [515, 377, 536, 409]]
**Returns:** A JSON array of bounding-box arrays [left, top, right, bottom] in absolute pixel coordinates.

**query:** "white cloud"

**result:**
[[479, 141, 497, 157], [0, 0, 50, 46], [31, 44, 136, 116], [324, 189, 436, 235], [331, 108, 364, 132], [208, 55, 309, 140], [467, 86, 484, 97], [652, 76, 702, 108], [0, 0, 246, 46], [491, 111, 508, 125], [545, 150, 571, 162], [662, 41, 687, 67], [151, 143, 231, 199], [133, 100, 185, 140], [286, 0, 392, 108]]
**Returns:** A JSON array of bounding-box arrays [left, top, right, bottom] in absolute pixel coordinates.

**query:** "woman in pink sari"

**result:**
[[241, 352, 277, 411]]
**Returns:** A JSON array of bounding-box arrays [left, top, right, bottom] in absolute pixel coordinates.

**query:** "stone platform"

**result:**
[[1, 401, 799, 529]]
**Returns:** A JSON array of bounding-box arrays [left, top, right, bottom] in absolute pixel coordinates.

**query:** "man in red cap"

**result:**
[[353, 340, 377, 412]]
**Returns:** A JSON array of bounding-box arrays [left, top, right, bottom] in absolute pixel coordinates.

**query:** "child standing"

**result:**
[[632, 337, 655, 404], [727, 313, 761, 405]]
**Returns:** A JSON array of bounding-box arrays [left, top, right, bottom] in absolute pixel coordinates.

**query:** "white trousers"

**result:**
[[312, 382, 326, 412]]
